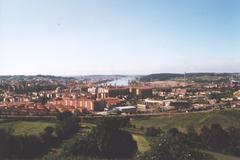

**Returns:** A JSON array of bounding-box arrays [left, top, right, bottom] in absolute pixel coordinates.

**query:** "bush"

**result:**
[[144, 127, 162, 137], [56, 111, 74, 121]]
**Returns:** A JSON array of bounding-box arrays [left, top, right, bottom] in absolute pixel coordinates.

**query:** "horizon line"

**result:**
[[0, 72, 240, 77]]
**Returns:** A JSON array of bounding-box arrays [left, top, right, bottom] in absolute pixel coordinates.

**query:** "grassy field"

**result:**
[[132, 134, 150, 153], [132, 133, 240, 160], [131, 134, 240, 160], [132, 110, 240, 132], [0, 121, 56, 135], [131, 110, 240, 160], [203, 151, 240, 160], [1, 110, 239, 159]]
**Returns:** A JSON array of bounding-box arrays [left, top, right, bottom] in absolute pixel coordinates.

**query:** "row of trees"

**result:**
[[140, 124, 240, 160], [199, 124, 240, 156], [138, 131, 214, 160], [14, 84, 60, 94], [208, 88, 237, 100], [0, 111, 79, 159], [0, 82, 61, 95], [0, 126, 58, 158]]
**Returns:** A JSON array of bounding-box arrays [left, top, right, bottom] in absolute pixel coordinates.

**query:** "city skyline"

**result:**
[[0, 0, 240, 75]]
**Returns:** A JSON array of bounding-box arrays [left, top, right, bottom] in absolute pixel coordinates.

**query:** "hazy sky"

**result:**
[[0, 0, 240, 75]]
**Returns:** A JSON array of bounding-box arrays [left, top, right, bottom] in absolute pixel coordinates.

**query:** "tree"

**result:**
[[11, 135, 45, 158], [36, 96, 49, 105], [66, 117, 137, 159], [0, 128, 11, 157], [55, 111, 80, 138], [185, 126, 201, 148], [200, 124, 230, 151], [92, 128, 137, 158], [208, 124, 229, 151], [226, 126, 240, 156], [91, 117, 137, 158], [41, 126, 59, 148], [96, 117, 130, 131], [56, 116, 79, 138], [145, 127, 162, 137], [56, 111, 74, 121], [200, 125, 210, 147], [44, 126, 54, 135]]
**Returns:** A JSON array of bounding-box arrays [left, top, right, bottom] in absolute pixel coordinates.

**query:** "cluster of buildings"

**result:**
[[47, 86, 153, 113], [0, 76, 153, 115], [0, 76, 240, 116]]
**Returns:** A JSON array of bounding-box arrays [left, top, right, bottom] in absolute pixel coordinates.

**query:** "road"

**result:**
[[1, 108, 235, 120]]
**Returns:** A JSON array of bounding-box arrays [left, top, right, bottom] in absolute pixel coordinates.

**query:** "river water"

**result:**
[[106, 76, 136, 86]]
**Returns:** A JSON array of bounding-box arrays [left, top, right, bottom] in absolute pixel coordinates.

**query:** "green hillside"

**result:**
[[132, 110, 240, 132], [203, 151, 240, 160], [0, 121, 55, 135], [140, 73, 233, 82]]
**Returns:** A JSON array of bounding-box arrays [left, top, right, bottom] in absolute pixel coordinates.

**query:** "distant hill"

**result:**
[[74, 75, 127, 81], [140, 73, 183, 82], [140, 73, 238, 82], [0, 75, 76, 81]]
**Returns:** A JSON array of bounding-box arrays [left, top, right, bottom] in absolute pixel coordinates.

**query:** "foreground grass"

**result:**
[[131, 133, 240, 160], [132, 110, 240, 132], [203, 150, 240, 160], [42, 122, 93, 160], [132, 134, 150, 153], [0, 121, 56, 135], [132, 133, 240, 160]]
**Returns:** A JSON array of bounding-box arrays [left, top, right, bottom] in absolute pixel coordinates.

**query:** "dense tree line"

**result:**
[[0, 127, 58, 158], [208, 89, 236, 100], [0, 111, 79, 159], [14, 84, 59, 94], [137, 130, 214, 160], [140, 73, 183, 82], [171, 101, 191, 110], [140, 124, 240, 160], [0, 82, 61, 94], [199, 124, 240, 156]]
